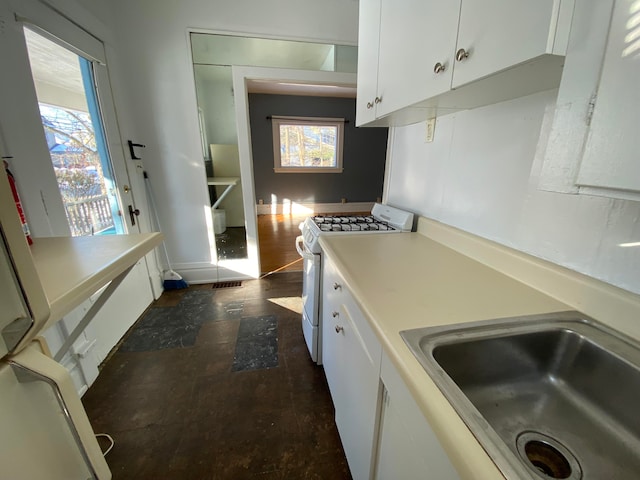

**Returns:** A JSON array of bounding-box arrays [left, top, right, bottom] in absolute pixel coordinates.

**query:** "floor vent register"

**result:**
[[211, 281, 242, 289]]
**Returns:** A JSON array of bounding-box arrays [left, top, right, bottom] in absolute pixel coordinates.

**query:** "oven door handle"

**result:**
[[296, 235, 316, 260]]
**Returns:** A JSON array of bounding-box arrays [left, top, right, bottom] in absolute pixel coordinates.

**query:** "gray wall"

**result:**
[[249, 94, 388, 204]]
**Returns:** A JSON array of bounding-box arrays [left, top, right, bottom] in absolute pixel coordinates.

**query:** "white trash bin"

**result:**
[[213, 208, 226, 234]]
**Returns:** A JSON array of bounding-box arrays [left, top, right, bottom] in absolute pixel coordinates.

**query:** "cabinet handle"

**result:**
[[455, 48, 470, 62], [333, 282, 342, 291], [433, 62, 446, 74], [332, 311, 339, 318], [366, 101, 374, 109], [374, 96, 382, 104], [335, 325, 344, 333]]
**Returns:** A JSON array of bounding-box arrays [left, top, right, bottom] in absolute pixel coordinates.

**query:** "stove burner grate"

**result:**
[[312, 215, 396, 232]]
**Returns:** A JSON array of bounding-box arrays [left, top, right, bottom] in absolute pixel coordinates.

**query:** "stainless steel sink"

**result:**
[[401, 311, 640, 480]]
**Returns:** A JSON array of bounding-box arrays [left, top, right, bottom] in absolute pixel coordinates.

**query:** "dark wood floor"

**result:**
[[83, 273, 351, 479]]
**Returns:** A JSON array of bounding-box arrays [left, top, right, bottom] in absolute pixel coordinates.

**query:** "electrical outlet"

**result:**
[[258, 199, 264, 205], [426, 118, 436, 143], [341, 198, 347, 204]]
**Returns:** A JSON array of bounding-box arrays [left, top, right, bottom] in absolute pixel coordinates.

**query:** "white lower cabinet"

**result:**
[[322, 255, 382, 480], [322, 253, 460, 480], [374, 352, 461, 480]]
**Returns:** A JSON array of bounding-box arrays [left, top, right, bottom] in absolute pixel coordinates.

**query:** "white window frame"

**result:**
[[271, 116, 344, 173]]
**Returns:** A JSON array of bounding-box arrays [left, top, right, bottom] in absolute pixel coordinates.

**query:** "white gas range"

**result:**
[[295, 203, 414, 363]]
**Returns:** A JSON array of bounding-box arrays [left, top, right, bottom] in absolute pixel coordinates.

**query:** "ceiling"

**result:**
[[23, 27, 88, 111], [22, 29, 359, 110], [191, 34, 336, 70], [246, 79, 356, 98], [191, 33, 358, 98]]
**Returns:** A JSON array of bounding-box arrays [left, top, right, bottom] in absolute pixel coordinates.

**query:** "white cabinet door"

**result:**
[[576, 0, 640, 194], [375, 352, 461, 480], [356, 0, 573, 126], [322, 255, 382, 480], [453, 0, 561, 88], [356, 0, 382, 126], [376, 0, 460, 117]]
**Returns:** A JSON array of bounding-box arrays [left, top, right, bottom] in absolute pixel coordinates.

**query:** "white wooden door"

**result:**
[[453, 0, 558, 88], [376, 0, 460, 117], [576, 0, 640, 193]]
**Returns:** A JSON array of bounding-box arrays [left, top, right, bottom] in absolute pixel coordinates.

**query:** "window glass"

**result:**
[[272, 116, 344, 173], [24, 27, 124, 236]]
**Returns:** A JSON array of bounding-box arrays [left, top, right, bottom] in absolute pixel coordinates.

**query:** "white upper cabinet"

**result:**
[[537, 0, 640, 200], [356, 0, 575, 126], [375, 0, 460, 118], [453, 0, 566, 88], [575, 0, 640, 195], [355, 0, 382, 126]]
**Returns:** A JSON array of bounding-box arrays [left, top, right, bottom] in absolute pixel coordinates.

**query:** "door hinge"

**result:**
[[586, 93, 597, 126]]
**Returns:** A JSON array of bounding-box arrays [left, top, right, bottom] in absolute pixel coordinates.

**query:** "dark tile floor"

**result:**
[[82, 272, 351, 479], [215, 226, 248, 260]]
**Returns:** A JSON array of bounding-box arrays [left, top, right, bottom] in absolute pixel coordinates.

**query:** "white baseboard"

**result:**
[[256, 202, 374, 216]]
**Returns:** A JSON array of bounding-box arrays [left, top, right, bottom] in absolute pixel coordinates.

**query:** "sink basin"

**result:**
[[401, 311, 640, 480]]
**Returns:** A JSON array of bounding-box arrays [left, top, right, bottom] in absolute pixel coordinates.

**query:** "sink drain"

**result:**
[[516, 432, 582, 480]]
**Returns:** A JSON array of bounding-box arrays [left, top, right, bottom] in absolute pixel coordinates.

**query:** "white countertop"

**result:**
[[30, 233, 163, 330], [318, 221, 640, 480]]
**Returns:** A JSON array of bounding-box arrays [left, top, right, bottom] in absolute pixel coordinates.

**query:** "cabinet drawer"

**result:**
[[323, 262, 382, 371]]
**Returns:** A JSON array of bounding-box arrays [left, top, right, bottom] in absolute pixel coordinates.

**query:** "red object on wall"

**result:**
[[4, 163, 33, 245]]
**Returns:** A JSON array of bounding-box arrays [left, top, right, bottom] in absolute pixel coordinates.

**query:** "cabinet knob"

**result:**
[[374, 96, 382, 104], [332, 311, 339, 318], [335, 325, 344, 333], [366, 101, 374, 109], [455, 48, 470, 62], [333, 282, 342, 291], [433, 62, 446, 74]]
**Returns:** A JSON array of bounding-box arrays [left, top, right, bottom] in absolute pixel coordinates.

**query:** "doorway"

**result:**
[[231, 66, 360, 276], [189, 32, 358, 279]]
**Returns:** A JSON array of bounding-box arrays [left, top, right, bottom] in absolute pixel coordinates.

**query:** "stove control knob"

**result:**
[[332, 311, 339, 318], [335, 325, 344, 334], [333, 282, 342, 291]]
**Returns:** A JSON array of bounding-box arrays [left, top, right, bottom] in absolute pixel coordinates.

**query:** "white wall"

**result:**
[[109, 0, 359, 279], [386, 89, 640, 295]]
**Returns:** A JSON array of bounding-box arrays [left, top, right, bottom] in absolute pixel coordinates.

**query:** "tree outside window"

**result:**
[[272, 116, 344, 173]]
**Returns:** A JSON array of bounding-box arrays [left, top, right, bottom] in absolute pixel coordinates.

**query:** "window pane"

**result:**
[[279, 124, 337, 168], [24, 28, 124, 236]]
